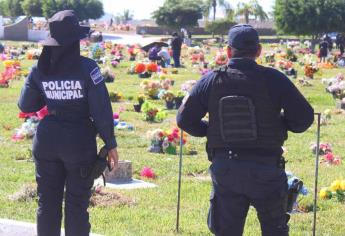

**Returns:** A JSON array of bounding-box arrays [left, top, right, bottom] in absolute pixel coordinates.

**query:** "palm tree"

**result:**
[[121, 9, 133, 24], [236, 0, 268, 24], [203, 0, 227, 21]]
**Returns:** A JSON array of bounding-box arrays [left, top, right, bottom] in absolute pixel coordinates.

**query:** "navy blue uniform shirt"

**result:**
[[18, 56, 117, 150], [177, 58, 314, 154]]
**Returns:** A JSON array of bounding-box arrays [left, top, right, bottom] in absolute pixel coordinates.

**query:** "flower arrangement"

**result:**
[[91, 44, 105, 61], [1, 60, 22, 87], [135, 63, 146, 74], [147, 129, 165, 153], [146, 63, 158, 73], [161, 91, 175, 109], [109, 91, 123, 102], [111, 60, 119, 68], [215, 50, 228, 66], [311, 142, 341, 165], [133, 94, 146, 112], [321, 109, 332, 125], [102, 67, 115, 83], [162, 128, 186, 155], [174, 91, 185, 109], [319, 179, 345, 202], [304, 63, 318, 79], [12, 117, 39, 141], [141, 101, 167, 122], [140, 79, 162, 99], [181, 80, 197, 94], [146, 128, 186, 155], [140, 167, 156, 178]]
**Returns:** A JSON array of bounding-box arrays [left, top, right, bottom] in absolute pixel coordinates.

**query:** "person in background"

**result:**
[[171, 32, 183, 67], [148, 43, 162, 61], [319, 38, 329, 63], [18, 10, 119, 236], [177, 24, 314, 236], [158, 47, 171, 67]]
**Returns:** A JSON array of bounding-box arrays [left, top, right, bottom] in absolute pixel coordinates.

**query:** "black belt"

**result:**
[[209, 148, 285, 168]]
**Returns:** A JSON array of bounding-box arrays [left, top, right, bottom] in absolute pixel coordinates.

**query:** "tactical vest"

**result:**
[[207, 66, 287, 149]]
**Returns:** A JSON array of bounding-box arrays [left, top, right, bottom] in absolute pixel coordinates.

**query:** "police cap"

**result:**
[[228, 24, 259, 51]]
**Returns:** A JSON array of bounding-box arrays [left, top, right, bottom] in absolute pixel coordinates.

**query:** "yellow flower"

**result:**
[[340, 180, 345, 191], [319, 188, 332, 200], [330, 180, 342, 192]]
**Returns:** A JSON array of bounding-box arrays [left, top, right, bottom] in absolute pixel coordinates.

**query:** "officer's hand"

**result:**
[[108, 148, 119, 171]]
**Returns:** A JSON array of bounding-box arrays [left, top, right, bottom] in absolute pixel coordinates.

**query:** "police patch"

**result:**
[[90, 67, 104, 85]]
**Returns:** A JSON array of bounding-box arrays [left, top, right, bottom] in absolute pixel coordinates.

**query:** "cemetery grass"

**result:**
[[0, 43, 344, 236]]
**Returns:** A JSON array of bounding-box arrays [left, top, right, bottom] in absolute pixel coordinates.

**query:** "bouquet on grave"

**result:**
[[140, 79, 162, 99], [310, 142, 341, 165], [304, 63, 318, 79], [215, 50, 228, 66], [147, 129, 166, 153], [141, 101, 167, 122], [91, 44, 105, 60], [319, 179, 345, 203], [161, 128, 186, 155]]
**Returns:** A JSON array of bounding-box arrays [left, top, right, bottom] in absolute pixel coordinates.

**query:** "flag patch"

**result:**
[[90, 67, 104, 85]]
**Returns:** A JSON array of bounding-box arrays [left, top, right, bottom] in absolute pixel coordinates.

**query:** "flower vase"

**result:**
[[165, 101, 174, 110], [174, 98, 183, 109], [149, 141, 163, 153], [133, 104, 141, 112], [165, 145, 177, 155]]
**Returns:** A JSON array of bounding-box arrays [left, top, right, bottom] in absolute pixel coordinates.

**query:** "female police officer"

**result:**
[[18, 10, 118, 236]]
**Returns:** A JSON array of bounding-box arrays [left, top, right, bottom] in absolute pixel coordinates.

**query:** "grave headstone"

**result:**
[[104, 160, 132, 183]]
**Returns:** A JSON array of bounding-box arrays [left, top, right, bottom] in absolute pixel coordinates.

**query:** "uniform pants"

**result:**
[[208, 154, 289, 236], [33, 118, 97, 236]]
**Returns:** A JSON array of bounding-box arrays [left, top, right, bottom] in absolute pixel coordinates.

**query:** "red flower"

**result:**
[[18, 111, 35, 119], [140, 167, 155, 178], [135, 63, 146, 74], [167, 135, 174, 142], [37, 106, 49, 120]]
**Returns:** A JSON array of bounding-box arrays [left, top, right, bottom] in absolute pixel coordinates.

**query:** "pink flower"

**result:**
[[324, 153, 334, 161], [140, 167, 155, 178], [113, 113, 120, 119]]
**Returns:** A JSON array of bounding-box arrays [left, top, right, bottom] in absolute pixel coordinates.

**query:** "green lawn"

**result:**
[[0, 41, 344, 236]]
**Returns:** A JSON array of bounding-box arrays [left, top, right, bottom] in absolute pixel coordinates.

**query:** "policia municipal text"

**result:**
[[177, 24, 314, 236]]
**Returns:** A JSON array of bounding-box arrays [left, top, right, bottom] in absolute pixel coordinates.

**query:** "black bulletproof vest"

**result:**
[[207, 66, 287, 149]]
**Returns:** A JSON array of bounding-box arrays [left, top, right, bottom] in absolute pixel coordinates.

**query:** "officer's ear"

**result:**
[[256, 44, 262, 58], [227, 46, 232, 59]]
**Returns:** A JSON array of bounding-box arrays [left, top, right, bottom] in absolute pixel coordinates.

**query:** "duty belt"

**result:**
[[209, 148, 286, 168]]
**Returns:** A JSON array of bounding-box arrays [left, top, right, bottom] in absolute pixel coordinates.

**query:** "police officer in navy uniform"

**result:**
[[18, 10, 119, 236], [177, 24, 314, 236]]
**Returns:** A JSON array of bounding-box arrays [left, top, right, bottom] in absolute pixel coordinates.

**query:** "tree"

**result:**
[[1, 0, 24, 17], [152, 0, 204, 29], [121, 9, 133, 23], [274, 0, 345, 49], [40, 0, 103, 20], [236, 0, 268, 24], [22, 0, 43, 17], [205, 18, 236, 39], [203, 0, 227, 21]]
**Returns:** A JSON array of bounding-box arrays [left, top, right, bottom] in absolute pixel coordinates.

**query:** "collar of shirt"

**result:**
[[228, 58, 257, 70]]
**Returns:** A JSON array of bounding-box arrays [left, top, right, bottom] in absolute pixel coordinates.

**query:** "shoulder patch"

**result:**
[[90, 67, 104, 85]]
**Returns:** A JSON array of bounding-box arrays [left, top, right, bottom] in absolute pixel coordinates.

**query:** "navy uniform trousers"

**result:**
[[208, 151, 289, 236], [33, 116, 97, 236]]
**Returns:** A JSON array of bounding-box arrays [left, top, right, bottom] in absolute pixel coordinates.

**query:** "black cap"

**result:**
[[40, 10, 90, 46], [228, 24, 259, 51]]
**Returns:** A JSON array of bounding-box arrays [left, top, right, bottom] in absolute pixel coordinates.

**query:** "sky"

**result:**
[[102, 0, 275, 20]]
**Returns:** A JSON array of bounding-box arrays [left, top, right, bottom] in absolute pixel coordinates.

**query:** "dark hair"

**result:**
[[230, 46, 258, 58]]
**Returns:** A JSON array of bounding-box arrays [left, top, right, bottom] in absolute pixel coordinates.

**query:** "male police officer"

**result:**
[[18, 10, 118, 236], [177, 24, 314, 236]]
